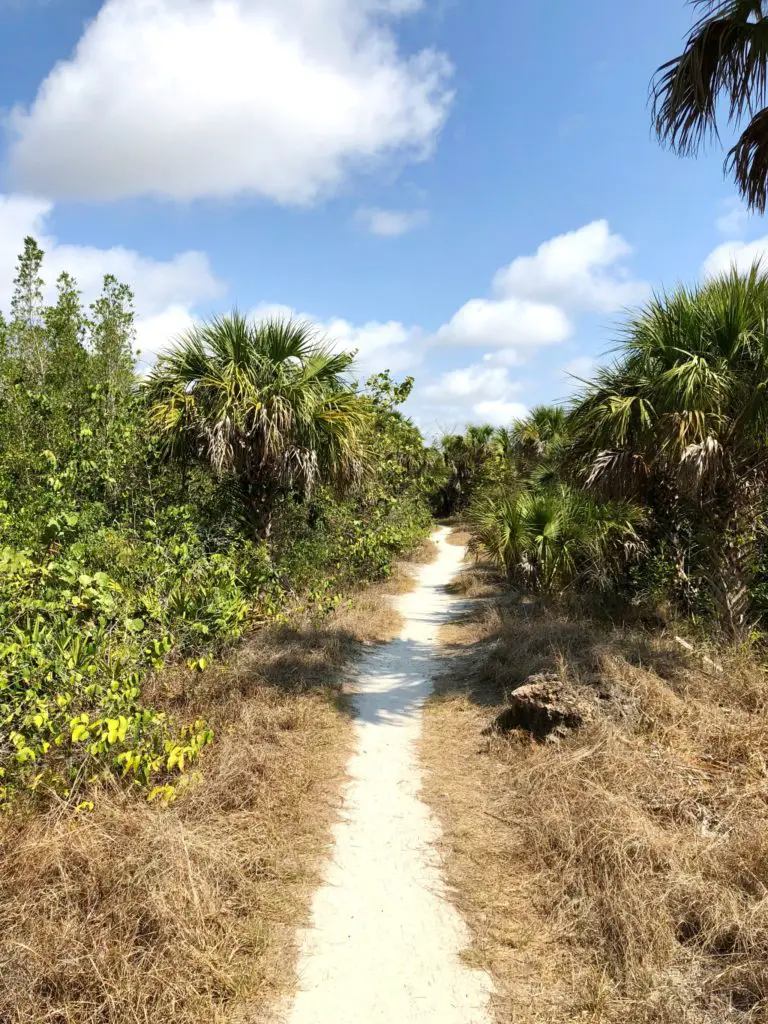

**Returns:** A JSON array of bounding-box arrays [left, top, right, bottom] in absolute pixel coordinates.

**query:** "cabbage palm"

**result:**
[[146, 313, 369, 539], [490, 426, 515, 465], [652, 1, 768, 211], [469, 486, 643, 594], [437, 425, 496, 514], [511, 405, 569, 480], [569, 266, 768, 631]]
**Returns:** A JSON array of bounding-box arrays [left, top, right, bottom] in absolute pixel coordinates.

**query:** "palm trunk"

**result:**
[[706, 481, 759, 638], [242, 473, 277, 544]]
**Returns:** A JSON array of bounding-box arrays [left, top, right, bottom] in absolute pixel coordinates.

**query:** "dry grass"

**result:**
[[422, 542, 768, 1023], [445, 527, 472, 548], [444, 562, 507, 599], [0, 539, 436, 1024]]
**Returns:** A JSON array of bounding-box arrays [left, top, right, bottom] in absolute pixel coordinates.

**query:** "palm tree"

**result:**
[[652, 0, 768, 211], [146, 313, 369, 539], [490, 426, 515, 465], [568, 265, 768, 632], [437, 425, 495, 515], [510, 405, 569, 479], [469, 486, 643, 594]]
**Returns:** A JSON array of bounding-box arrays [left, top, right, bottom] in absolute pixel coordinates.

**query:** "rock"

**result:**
[[484, 672, 594, 742]]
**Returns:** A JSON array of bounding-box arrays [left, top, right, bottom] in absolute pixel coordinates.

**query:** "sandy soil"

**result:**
[[279, 526, 493, 1024]]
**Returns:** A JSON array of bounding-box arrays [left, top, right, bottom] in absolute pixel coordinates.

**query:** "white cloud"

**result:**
[[7, 0, 453, 204], [0, 193, 223, 362], [416, 362, 526, 428], [473, 399, 528, 426], [133, 306, 198, 367], [423, 363, 517, 401], [561, 354, 597, 381], [324, 316, 422, 375], [356, 207, 428, 236], [716, 197, 751, 238], [703, 236, 768, 278], [434, 296, 570, 349], [430, 220, 647, 363], [492, 220, 649, 313]]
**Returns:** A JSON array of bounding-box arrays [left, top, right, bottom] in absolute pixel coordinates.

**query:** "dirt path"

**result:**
[[279, 526, 493, 1024]]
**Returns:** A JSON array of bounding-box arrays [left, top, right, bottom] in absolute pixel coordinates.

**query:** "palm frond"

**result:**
[[727, 105, 768, 210], [652, 0, 768, 208], [144, 313, 371, 534]]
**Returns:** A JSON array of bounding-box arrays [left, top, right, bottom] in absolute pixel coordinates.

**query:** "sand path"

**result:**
[[280, 526, 493, 1024]]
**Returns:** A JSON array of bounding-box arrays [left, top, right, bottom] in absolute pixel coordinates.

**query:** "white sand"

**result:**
[[280, 526, 493, 1024]]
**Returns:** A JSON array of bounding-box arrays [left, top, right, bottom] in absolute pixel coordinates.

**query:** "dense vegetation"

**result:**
[[436, 267, 768, 638], [6, 222, 768, 813], [0, 238, 432, 807]]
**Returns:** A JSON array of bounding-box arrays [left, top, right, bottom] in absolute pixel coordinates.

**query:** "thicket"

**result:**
[[434, 267, 768, 639], [0, 238, 431, 807]]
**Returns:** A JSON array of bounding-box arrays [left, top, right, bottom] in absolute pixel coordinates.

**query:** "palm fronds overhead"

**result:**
[[652, 0, 768, 210]]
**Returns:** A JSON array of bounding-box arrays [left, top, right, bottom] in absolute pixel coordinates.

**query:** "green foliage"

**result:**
[[145, 313, 369, 539], [433, 425, 501, 515], [0, 242, 431, 808], [569, 265, 768, 632], [454, 269, 768, 635], [652, 0, 768, 213], [469, 485, 644, 594]]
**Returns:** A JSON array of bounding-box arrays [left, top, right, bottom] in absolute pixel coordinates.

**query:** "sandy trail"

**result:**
[[280, 526, 493, 1024]]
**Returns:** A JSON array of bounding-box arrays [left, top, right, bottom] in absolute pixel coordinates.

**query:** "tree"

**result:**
[[88, 274, 136, 415], [44, 272, 91, 440], [433, 425, 496, 516], [9, 236, 46, 383], [146, 313, 369, 539], [568, 265, 768, 633], [362, 372, 432, 492], [652, 0, 768, 211], [510, 405, 568, 480]]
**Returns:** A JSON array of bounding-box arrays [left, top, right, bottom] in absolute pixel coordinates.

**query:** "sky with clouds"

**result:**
[[0, 0, 766, 434]]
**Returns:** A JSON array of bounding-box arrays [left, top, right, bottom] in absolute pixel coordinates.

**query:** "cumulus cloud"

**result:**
[[7, 0, 453, 204], [492, 220, 649, 313], [434, 296, 570, 350], [703, 236, 768, 278], [0, 193, 223, 362], [416, 362, 526, 428], [356, 207, 428, 236], [473, 399, 528, 426], [431, 220, 646, 360]]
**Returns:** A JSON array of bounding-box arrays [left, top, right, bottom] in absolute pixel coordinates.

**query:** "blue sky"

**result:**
[[0, 0, 765, 433]]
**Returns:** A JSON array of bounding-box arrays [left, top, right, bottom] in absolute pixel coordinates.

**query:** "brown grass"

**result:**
[[444, 562, 507, 599], [0, 539, 436, 1024], [422, 551, 768, 1022], [445, 527, 472, 547]]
